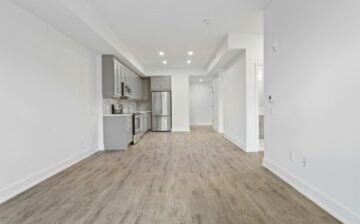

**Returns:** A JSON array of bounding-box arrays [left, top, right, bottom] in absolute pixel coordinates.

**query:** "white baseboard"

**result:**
[[190, 123, 213, 126], [263, 159, 360, 224], [213, 126, 224, 133], [0, 147, 98, 204], [98, 144, 105, 151], [224, 133, 247, 152], [172, 128, 190, 132]]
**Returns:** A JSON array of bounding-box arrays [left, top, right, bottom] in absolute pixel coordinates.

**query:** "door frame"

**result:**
[[255, 64, 264, 151]]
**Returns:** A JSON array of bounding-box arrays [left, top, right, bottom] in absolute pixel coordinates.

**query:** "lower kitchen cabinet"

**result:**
[[103, 115, 133, 150], [141, 112, 152, 132], [146, 112, 151, 131]]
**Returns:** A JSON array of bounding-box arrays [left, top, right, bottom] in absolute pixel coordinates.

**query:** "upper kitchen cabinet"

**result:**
[[102, 55, 146, 100], [142, 78, 151, 101], [151, 76, 171, 91], [102, 55, 122, 98]]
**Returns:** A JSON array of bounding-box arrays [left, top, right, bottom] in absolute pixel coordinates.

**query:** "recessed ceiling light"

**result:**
[[187, 60, 192, 64], [188, 51, 194, 56], [199, 79, 203, 82], [162, 60, 167, 64], [159, 51, 165, 56]]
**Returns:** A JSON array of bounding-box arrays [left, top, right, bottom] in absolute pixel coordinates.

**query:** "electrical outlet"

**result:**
[[302, 158, 307, 168]]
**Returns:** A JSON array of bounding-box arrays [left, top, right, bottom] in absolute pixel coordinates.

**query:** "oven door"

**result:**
[[134, 114, 142, 134], [133, 114, 144, 144]]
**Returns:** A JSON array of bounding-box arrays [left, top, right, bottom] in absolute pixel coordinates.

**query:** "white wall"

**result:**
[[189, 82, 213, 126], [228, 34, 264, 152], [257, 65, 265, 115], [264, 1, 360, 223], [11, 0, 145, 76], [212, 73, 224, 133], [222, 54, 247, 150], [0, 0, 99, 202], [211, 34, 264, 151], [171, 74, 190, 132], [212, 76, 219, 131]]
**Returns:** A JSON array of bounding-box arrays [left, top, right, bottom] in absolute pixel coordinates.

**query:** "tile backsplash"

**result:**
[[103, 98, 151, 114]]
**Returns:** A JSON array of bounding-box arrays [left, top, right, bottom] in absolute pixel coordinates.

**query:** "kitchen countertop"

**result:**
[[103, 114, 133, 117], [103, 111, 151, 117]]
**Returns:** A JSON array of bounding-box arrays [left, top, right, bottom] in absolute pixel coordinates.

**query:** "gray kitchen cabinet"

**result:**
[[141, 113, 147, 132], [134, 75, 143, 100], [123, 68, 131, 97], [129, 70, 134, 97], [126, 74, 146, 101], [151, 76, 171, 91], [131, 74, 136, 99], [127, 116, 133, 143], [140, 112, 151, 132], [102, 55, 153, 101], [102, 55, 150, 101], [142, 78, 151, 101], [124, 67, 144, 100], [103, 115, 133, 150], [139, 78, 142, 100], [102, 55, 123, 98], [146, 112, 151, 131]]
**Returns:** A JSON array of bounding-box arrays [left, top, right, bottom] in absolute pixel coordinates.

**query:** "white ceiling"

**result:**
[[88, 0, 267, 70]]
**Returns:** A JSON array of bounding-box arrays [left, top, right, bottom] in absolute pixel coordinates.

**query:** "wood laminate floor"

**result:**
[[0, 126, 340, 224]]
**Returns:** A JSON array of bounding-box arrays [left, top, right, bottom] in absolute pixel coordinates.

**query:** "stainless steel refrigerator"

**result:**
[[152, 91, 171, 132]]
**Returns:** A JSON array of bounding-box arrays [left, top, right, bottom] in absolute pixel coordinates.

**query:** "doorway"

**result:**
[[189, 76, 214, 128], [256, 65, 265, 151]]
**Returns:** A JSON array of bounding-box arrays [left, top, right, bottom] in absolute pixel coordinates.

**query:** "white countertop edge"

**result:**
[[103, 111, 151, 117], [103, 114, 133, 117]]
